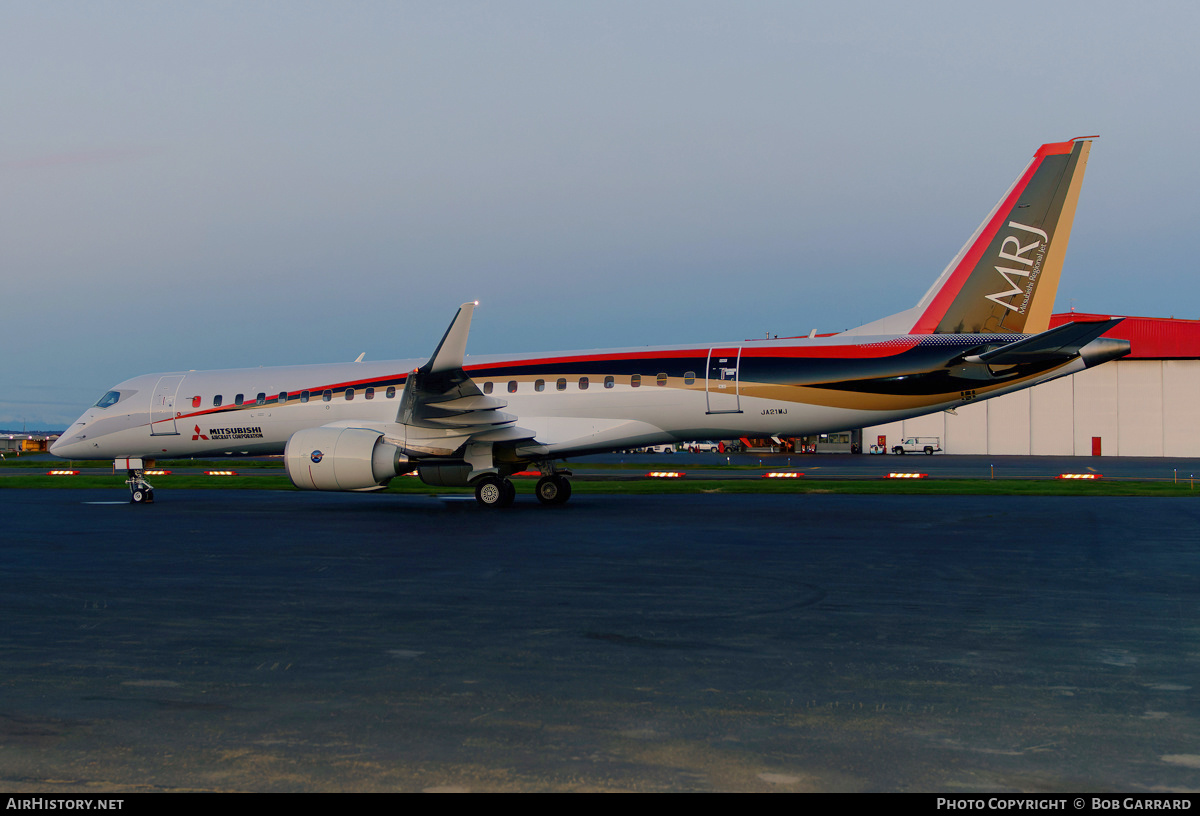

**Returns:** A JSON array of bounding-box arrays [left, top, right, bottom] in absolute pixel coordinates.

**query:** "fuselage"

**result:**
[[51, 330, 1090, 463]]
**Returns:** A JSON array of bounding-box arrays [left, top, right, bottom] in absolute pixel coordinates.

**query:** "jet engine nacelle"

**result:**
[[285, 425, 411, 491]]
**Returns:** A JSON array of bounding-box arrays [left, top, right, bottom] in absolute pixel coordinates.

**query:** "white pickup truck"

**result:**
[[891, 437, 942, 455]]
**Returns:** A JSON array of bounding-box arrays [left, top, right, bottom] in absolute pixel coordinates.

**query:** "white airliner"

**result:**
[[52, 138, 1129, 507]]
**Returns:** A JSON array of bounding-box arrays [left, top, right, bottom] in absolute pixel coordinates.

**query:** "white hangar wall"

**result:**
[[862, 359, 1200, 457]]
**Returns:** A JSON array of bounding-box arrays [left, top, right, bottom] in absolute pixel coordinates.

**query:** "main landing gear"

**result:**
[[474, 474, 517, 509], [471, 469, 573, 509], [534, 473, 572, 506]]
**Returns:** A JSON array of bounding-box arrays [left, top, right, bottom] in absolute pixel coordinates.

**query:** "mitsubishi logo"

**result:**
[[192, 425, 209, 441]]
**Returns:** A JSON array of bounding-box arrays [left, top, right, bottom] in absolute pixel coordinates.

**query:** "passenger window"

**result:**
[[508, 381, 518, 393], [386, 386, 396, 399], [256, 393, 266, 406], [192, 396, 201, 408], [656, 373, 667, 387], [535, 379, 545, 392], [579, 377, 589, 390], [604, 375, 614, 389], [345, 388, 354, 400], [235, 394, 244, 405], [683, 372, 695, 385], [365, 387, 374, 400], [213, 395, 223, 407], [322, 390, 332, 402], [300, 391, 309, 404], [631, 375, 641, 388], [278, 391, 287, 404], [556, 378, 567, 391], [483, 382, 493, 394]]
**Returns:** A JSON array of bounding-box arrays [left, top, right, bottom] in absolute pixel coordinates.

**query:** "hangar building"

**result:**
[[862, 313, 1200, 457]]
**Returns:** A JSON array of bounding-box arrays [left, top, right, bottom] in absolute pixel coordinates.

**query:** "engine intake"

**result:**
[[285, 426, 411, 491]]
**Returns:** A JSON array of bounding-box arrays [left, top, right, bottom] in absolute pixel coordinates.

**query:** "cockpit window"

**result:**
[[94, 391, 122, 409]]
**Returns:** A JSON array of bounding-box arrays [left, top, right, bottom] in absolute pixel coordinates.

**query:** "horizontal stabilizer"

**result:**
[[963, 318, 1124, 364]]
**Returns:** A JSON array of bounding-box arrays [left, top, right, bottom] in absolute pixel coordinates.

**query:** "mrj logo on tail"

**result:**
[[986, 221, 1048, 315], [903, 138, 1091, 336]]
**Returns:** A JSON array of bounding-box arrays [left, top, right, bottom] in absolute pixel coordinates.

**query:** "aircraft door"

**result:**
[[150, 375, 185, 436], [706, 347, 742, 414]]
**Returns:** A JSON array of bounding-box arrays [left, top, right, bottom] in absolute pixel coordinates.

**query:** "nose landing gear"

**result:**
[[126, 469, 155, 504], [116, 458, 155, 504]]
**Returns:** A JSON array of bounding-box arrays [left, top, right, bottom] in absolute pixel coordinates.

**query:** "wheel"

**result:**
[[474, 475, 515, 508], [924, 447, 934, 455], [535, 475, 572, 506], [131, 489, 146, 503], [893, 447, 903, 455], [535, 476, 559, 504]]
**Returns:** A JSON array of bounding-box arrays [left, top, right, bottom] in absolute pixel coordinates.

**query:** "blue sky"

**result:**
[[4, 1, 1198, 428]]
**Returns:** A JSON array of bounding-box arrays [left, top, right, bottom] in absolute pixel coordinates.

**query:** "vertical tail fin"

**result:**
[[843, 138, 1094, 337]]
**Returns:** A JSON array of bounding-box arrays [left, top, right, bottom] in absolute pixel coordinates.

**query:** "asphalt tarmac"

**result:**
[[3, 487, 1199, 792]]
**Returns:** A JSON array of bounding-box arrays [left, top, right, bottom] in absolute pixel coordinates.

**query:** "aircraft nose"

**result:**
[[49, 433, 77, 458], [51, 414, 91, 458]]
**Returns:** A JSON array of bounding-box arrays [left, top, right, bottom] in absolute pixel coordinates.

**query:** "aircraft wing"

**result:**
[[395, 302, 536, 456], [962, 317, 1126, 365]]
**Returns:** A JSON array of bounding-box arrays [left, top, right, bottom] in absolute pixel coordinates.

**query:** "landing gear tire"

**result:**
[[474, 475, 515, 509], [126, 469, 155, 504], [535, 474, 572, 506]]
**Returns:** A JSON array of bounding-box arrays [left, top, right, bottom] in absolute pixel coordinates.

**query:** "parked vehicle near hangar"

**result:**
[[892, 437, 942, 455]]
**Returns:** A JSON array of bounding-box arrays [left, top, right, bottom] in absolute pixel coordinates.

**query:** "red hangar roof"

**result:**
[[1051, 312, 1200, 359]]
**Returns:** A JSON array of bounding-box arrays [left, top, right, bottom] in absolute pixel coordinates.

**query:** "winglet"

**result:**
[[422, 302, 477, 374]]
